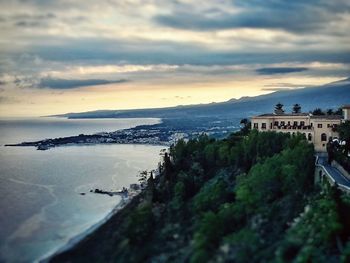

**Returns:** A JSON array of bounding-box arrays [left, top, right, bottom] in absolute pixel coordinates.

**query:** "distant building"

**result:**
[[251, 105, 350, 152]]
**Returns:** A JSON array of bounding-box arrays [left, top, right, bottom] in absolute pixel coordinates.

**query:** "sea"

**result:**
[[0, 117, 165, 263]]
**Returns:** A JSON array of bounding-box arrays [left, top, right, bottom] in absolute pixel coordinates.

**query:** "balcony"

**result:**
[[273, 125, 313, 131]]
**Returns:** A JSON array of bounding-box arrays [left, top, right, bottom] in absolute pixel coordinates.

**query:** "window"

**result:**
[[321, 133, 327, 142], [293, 121, 298, 126], [281, 121, 285, 126], [274, 121, 278, 126], [261, 123, 266, 129], [287, 121, 291, 125], [308, 133, 312, 141], [318, 124, 322, 128], [327, 124, 331, 128], [253, 123, 258, 129], [300, 121, 305, 126]]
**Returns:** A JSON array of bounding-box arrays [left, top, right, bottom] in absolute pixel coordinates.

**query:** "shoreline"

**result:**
[[39, 189, 140, 263], [48, 186, 150, 263], [0, 117, 167, 263], [4, 116, 238, 151]]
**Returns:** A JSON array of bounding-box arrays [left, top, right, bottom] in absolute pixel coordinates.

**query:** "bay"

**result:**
[[0, 118, 164, 263]]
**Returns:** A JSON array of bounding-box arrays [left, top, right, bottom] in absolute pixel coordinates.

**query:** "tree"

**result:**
[[164, 152, 174, 180], [326, 109, 334, 115], [138, 170, 148, 186], [334, 108, 343, 115], [338, 121, 350, 153], [240, 118, 251, 135], [147, 171, 156, 201], [275, 102, 285, 114], [292, 104, 301, 114], [312, 108, 325, 116], [240, 118, 248, 126]]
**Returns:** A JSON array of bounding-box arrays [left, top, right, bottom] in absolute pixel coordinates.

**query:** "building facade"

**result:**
[[251, 105, 350, 153]]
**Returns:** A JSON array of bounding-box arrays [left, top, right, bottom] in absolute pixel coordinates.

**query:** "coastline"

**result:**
[[1, 117, 163, 147], [39, 188, 140, 263], [4, 116, 238, 151], [0, 117, 166, 263], [48, 186, 149, 263]]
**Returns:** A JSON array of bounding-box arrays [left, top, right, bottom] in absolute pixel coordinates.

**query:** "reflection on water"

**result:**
[[0, 118, 164, 263]]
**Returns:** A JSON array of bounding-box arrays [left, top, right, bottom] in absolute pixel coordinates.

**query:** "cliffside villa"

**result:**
[[251, 104, 350, 153]]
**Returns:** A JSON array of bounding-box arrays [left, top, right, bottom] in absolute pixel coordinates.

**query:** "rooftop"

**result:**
[[310, 115, 342, 120], [254, 113, 342, 120], [255, 113, 309, 117]]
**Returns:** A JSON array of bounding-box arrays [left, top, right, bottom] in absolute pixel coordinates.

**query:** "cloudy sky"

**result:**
[[0, 0, 349, 117]]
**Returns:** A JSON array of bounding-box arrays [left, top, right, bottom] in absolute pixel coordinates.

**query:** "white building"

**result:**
[[251, 105, 350, 153]]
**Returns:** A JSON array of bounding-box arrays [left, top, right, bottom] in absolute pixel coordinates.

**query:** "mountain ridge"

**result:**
[[54, 78, 350, 119]]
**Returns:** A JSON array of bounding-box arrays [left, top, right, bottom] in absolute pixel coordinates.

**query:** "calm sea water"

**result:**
[[0, 118, 164, 263]]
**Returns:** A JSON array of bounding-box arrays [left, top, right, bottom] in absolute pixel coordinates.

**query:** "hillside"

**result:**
[[56, 78, 350, 119], [51, 131, 350, 263]]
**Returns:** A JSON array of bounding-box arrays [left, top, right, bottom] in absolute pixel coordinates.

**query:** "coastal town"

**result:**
[[5, 117, 238, 150]]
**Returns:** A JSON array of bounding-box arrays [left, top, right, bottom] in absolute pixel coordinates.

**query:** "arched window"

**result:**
[[321, 133, 327, 142], [308, 133, 312, 141]]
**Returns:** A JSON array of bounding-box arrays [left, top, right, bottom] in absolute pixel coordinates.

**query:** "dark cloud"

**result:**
[[38, 77, 129, 89], [256, 67, 308, 75], [13, 12, 56, 27], [15, 20, 44, 27], [154, 0, 350, 33], [14, 13, 56, 20], [0, 1, 348, 84], [24, 36, 350, 66]]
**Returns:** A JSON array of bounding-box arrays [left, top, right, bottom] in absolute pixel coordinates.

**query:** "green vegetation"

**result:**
[[312, 107, 343, 116], [292, 103, 301, 114], [338, 121, 350, 153], [328, 121, 350, 173], [52, 130, 350, 263]]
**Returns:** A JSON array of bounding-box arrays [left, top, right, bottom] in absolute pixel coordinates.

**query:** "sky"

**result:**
[[0, 0, 349, 117]]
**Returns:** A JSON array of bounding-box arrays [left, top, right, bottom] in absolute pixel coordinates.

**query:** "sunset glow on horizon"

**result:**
[[0, 0, 349, 117]]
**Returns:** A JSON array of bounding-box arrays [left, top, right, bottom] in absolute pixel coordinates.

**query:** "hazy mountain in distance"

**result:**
[[55, 78, 350, 119]]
